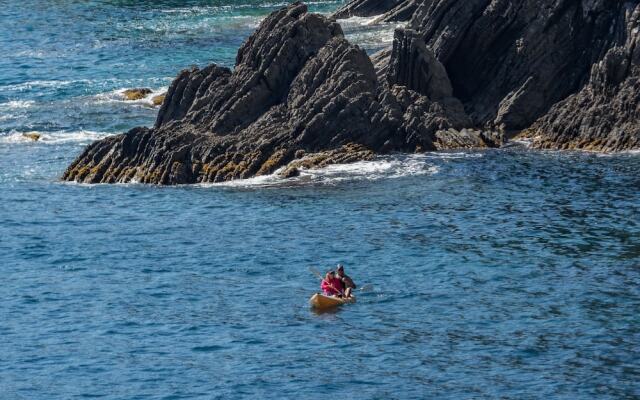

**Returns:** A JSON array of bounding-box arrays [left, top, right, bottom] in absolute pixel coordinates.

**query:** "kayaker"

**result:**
[[336, 264, 356, 298], [321, 271, 344, 297]]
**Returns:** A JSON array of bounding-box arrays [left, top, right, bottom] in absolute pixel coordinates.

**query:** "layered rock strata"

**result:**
[[63, 2, 493, 184], [64, 1, 640, 185], [335, 0, 640, 151], [528, 4, 640, 151]]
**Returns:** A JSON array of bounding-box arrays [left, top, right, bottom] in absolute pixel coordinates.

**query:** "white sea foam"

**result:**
[[594, 149, 640, 157], [0, 100, 36, 110], [0, 80, 75, 92], [0, 130, 113, 145], [201, 154, 442, 188], [338, 15, 399, 51], [160, 1, 342, 15], [93, 87, 168, 107], [506, 138, 533, 148], [338, 15, 382, 26], [419, 152, 484, 160]]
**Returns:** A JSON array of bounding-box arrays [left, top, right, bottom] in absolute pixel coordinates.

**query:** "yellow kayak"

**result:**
[[309, 293, 356, 310]]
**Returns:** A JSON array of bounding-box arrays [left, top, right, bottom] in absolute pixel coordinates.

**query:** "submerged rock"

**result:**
[[22, 132, 41, 141], [151, 94, 165, 106], [279, 144, 376, 178], [122, 88, 152, 101]]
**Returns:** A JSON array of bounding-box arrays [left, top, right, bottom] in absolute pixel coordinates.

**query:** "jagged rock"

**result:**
[[339, 0, 640, 150], [408, 0, 631, 133], [280, 166, 300, 178], [64, 0, 640, 186], [379, 85, 483, 151], [387, 28, 453, 101], [64, 1, 569, 186], [379, 0, 420, 22], [63, 3, 410, 184], [377, 28, 481, 151], [371, 48, 392, 82], [529, 4, 640, 152], [434, 128, 503, 150], [122, 88, 152, 101], [154, 65, 232, 128]]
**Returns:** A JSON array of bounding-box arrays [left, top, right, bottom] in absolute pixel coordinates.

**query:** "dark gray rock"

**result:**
[[530, 4, 640, 151], [60, 2, 504, 185], [339, 0, 640, 151], [411, 0, 629, 132], [387, 28, 452, 101], [64, 3, 433, 184]]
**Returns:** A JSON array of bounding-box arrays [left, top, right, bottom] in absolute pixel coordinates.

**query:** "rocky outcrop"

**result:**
[[63, 1, 640, 185], [334, 0, 640, 151], [528, 4, 640, 151], [410, 0, 630, 133], [64, 2, 494, 185]]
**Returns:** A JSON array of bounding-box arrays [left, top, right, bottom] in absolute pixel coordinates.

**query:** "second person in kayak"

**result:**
[[336, 264, 356, 298]]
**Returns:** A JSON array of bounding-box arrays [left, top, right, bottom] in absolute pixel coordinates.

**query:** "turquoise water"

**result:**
[[1, 1, 640, 399]]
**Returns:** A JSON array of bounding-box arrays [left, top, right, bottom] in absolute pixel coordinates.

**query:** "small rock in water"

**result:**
[[122, 88, 152, 101], [22, 132, 41, 141], [151, 94, 166, 106]]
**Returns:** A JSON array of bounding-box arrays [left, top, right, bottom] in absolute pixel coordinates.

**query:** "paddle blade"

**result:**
[[358, 284, 374, 293]]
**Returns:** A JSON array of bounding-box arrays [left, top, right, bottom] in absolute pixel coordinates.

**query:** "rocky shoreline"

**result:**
[[63, 1, 640, 184]]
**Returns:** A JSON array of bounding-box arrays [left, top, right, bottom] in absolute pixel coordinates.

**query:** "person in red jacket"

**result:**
[[321, 271, 345, 297]]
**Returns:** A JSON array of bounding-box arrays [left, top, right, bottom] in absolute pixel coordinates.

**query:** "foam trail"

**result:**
[[201, 154, 444, 188]]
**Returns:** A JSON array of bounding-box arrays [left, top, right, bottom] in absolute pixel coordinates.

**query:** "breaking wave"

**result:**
[[202, 153, 452, 188], [93, 87, 168, 107], [0, 130, 113, 145], [338, 15, 399, 53]]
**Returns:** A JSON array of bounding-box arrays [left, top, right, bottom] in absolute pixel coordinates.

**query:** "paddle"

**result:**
[[308, 266, 373, 293]]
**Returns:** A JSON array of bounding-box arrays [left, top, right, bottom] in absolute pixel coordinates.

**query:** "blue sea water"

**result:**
[[1, 1, 639, 399]]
